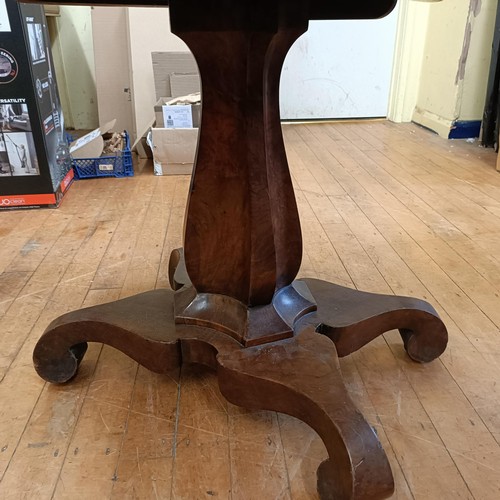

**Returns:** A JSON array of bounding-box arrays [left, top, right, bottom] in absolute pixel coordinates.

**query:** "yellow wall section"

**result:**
[[52, 6, 99, 130], [460, 0, 497, 121], [410, 0, 496, 137]]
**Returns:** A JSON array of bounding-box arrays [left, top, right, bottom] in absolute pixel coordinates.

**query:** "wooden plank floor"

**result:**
[[0, 121, 499, 499]]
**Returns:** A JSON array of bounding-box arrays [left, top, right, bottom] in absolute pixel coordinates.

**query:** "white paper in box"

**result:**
[[163, 105, 193, 129]]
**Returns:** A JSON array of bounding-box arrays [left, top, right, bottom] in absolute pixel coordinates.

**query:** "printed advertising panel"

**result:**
[[0, 0, 73, 208], [0, 0, 10, 33]]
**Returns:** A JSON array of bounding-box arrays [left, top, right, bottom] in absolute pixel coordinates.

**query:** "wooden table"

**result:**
[[32, 1, 448, 498]]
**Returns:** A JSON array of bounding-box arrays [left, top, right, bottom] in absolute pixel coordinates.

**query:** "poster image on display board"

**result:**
[[0, 101, 31, 132], [23, 10, 68, 190], [27, 22, 45, 64], [0, 48, 17, 84], [0, 99, 39, 177], [0, 0, 10, 33], [0, 132, 39, 176]]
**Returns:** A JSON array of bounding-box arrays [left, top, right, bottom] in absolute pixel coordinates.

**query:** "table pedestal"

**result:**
[[33, 1, 447, 498]]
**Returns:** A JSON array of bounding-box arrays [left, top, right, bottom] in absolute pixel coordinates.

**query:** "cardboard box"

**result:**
[[0, 0, 73, 209], [147, 126, 198, 176], [150, 54, 201, 176], [154, 97, 201, 129]]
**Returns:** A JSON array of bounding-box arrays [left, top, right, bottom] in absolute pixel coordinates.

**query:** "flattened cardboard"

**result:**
[[69, 119, 116, 159], [152, 51, 198, 100], [131, 118, 153, 159], [170, 73, 200, 98]]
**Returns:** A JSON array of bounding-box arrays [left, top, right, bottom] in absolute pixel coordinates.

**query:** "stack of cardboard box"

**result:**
[[149, 51, 201, 175]]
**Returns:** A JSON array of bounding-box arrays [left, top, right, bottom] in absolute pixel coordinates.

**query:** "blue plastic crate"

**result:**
[[72, 131, 133, 179]]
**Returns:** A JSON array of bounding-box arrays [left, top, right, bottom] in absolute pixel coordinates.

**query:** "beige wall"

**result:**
[[91, 7, 190, 141], [411, 0, 496, 137], [92, 7, 134, 134], [126, 8, 189, 140]]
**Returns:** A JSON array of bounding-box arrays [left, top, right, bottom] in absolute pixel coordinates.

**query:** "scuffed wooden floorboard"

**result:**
[[0, 121, 499, 499]]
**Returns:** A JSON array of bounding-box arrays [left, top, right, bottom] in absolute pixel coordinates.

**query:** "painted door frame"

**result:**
[[388, 0, 430, 123]]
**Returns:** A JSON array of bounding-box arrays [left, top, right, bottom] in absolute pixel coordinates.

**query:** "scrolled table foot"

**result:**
[[33, 338, 87, 384], [317, 457, 393, 500], [298, 278, 448, 363], [33, 290, 182, 384], [399, 320, 447, 363], [214, 328, 394, 500]]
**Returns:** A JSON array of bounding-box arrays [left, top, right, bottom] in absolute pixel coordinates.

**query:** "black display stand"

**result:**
[[0, 0, 72, 209]]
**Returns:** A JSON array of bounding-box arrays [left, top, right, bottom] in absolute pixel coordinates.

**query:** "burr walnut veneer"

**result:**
[[30, 1, 448, 498]]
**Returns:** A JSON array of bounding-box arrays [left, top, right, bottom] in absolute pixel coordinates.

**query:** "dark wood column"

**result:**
[[170, 0, 306, 306]]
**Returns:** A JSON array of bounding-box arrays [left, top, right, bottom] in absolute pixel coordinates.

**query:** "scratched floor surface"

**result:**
[[0, 121, 499, 499]]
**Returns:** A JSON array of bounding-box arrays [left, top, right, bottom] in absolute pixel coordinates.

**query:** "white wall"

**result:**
[[280, 11, 399, 120], [126, 8, 189, 139], [52, 6, 98, 130]]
